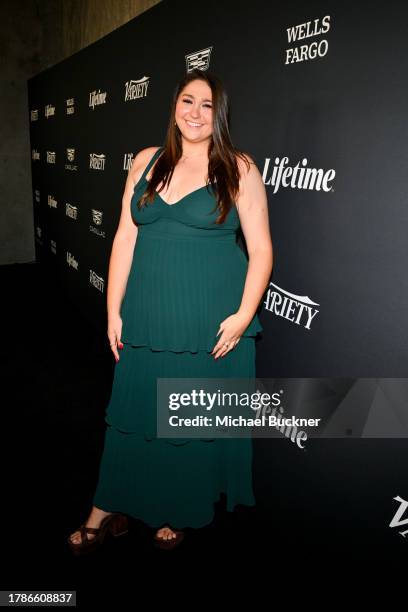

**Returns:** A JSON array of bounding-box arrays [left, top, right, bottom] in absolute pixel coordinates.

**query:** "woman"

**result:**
[[68, 68, 273, 553]]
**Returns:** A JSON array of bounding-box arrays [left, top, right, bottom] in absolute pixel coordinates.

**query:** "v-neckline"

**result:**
[[133, 147, 215, 206], [155, 183, 210, 207]]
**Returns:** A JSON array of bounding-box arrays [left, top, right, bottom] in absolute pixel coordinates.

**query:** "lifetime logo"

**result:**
[[262, 156, 336, 193], [45, 104, 55, 118], [89, 89, 107, 110]]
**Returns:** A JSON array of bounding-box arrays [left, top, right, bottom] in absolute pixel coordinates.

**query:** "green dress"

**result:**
[[92, 146, 263, 529]]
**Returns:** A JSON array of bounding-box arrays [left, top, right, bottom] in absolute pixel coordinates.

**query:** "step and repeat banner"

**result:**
[[27, 0, 408, 554]]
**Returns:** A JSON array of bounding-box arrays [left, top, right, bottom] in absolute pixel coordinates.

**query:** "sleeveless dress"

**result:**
[[92, 146, 263, 529]]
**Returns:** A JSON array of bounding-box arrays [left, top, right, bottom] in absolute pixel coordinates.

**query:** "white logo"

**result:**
[[89, 153, 106, 170], [185, 47, 213, 72], [89, 89, 107, 109], [390, 496, 408, 537], [264, 282, 320, 330], [65, 148, 78, 171], [124, 153, 134, 171], [91, 209, 103, 225], [285, 15, 331, 64], [47, 195, 57, 209], [90, 270, 104, 292], [263, 156, 335, 193], [67, 251, 79, 270], [46, 151, 56, 164], [255, 389, 307, 449], [125, 77, 149, 101], [66, 203, 78, 220], [66, 98, 75, 115], [30, 109, 39, 121], [45, 104, 56, 118], [32, 150, 40, 161], [34, 189, 40, 202], [90, 209, 105, 238], [50, 240, 57, 254]]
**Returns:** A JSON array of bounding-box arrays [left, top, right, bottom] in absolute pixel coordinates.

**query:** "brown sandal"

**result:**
[[153, 525, 185, 551], [67, 513, 129, 556]]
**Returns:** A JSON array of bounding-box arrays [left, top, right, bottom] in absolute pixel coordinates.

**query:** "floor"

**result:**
[[1, 261, 404, 603]]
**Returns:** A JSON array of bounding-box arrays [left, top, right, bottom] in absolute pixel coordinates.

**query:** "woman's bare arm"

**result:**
[[106, 147, 158, 319], [235, 154, 273, 323]]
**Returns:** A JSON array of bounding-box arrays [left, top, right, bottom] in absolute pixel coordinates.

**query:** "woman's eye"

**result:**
[[182, 99, 212, 109]]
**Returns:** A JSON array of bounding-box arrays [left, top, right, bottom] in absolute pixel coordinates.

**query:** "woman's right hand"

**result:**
[[107, 313, 124, 362]]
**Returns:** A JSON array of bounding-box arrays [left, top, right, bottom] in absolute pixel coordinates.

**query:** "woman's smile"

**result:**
[[185, 119, 203, 128]]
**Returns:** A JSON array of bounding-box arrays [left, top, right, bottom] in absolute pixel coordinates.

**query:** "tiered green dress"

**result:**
[[92, 146, 263, 529]]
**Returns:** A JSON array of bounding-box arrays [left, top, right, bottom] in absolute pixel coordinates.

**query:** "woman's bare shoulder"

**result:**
[[129, 146, 162, 184], [235, 151, 257, 180], [134, 146, 162, 168]]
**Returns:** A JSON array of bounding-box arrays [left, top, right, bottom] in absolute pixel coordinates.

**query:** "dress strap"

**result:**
[[140, 146, 164, 182]]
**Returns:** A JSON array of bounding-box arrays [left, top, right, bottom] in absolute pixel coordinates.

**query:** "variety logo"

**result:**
[[66, 98, 75, 115], [185, 47, 213, 72], [89, 153, 106, 170], [67, 251, 79, 270], [32, 149, 40, 161], [89, 89, 107, 110], [90, 209, 106, 238], [90, 270, 105, 292], [125, 77, 149, 101], [47, 195, 57, 209], [65, 148, 78, 171], [30, 109, 39, 121], [262, 156, 335, 193], [285, 15, 331, 64], [46, 151, 56, 164], [65, 203, 78, 220], [264, 282, 320, 330], [45, 104, 56, 118], [390, 496, 408, 537]]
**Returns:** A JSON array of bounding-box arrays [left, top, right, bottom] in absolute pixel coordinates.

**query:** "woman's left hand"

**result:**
[[211, 311, 252, 359]]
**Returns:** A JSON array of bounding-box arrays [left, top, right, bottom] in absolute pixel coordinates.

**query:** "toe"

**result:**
[[155, 527, 177, 541]]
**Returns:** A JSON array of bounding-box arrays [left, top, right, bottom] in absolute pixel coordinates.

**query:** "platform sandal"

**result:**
[[67, 512, 129, 556]]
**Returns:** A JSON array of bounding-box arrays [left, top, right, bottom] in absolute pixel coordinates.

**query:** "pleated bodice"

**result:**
[[119, 146, 263, 352]]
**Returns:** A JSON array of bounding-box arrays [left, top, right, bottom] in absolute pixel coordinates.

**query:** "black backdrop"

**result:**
[[27, 0, 408, 555]]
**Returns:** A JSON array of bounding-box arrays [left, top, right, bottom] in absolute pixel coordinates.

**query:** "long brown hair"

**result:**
[[137, 68, 251, 225]]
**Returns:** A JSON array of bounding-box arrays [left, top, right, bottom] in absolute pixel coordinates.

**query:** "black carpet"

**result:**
[[1, 262, 402, 602]]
